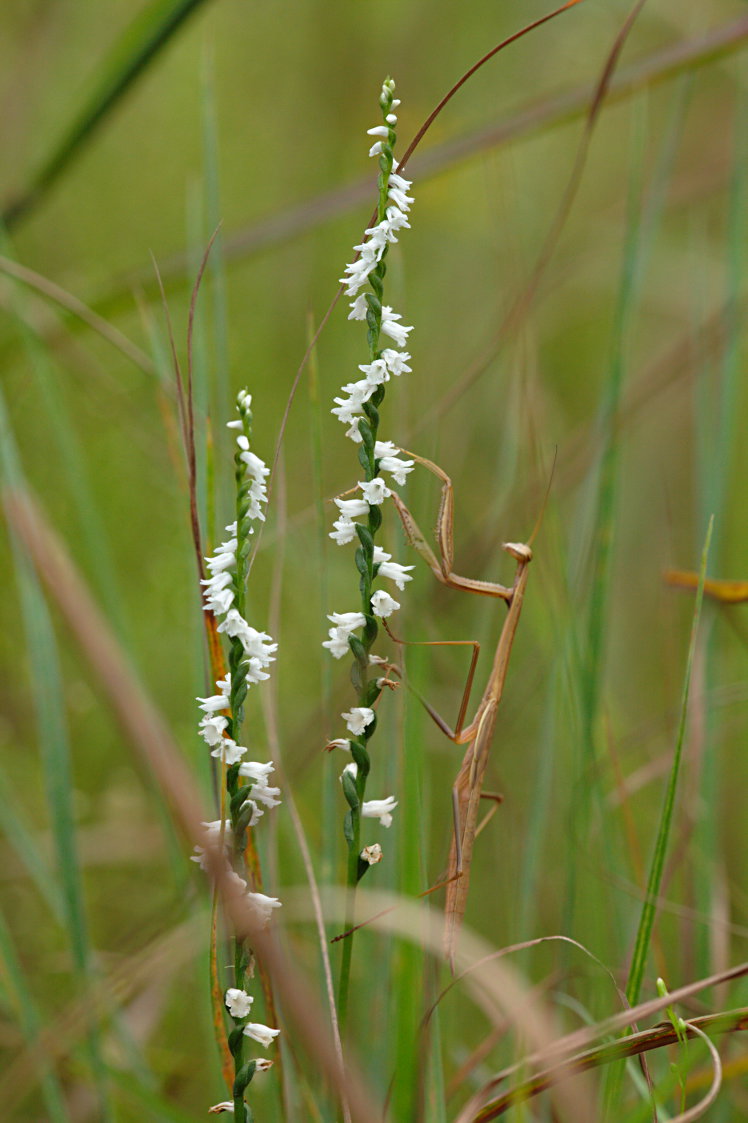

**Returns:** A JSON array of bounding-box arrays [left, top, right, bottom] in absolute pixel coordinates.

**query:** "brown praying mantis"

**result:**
[[387, 449, 533, 969]]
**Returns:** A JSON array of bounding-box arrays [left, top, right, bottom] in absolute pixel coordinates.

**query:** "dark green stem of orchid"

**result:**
[[222, 397, 261, 1119], [337, 79, 399, 1036], [229, 1025, 257, 1122]]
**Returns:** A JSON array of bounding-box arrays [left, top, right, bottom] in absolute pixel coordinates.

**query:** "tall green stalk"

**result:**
[[323, 78, 416, 1032], [196, 390, 282, 1119], [603, 518, 713, 1118]]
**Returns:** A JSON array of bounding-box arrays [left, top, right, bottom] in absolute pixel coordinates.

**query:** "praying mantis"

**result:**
[[388, 450, 532, 970]]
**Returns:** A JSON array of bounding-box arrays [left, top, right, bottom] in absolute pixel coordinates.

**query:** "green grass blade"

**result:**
[[390, 644, 429, 1120], [2, 0, 213, 228], [307, 322, 337, 895], [0, 386, 114, 1121], [109, 1066, 207, 1122], [570, 73, 688, 943], [423, 1000, 447, 1123], [0, 763, 65, 923], [602, 519, 713, 1118], [567, 101, 648, 938], [0, 907, 71, 1123], [200, 52, 232, 460], [626, 520, 713, 998], [690, 94, 748, 985], [517, 665, 559, 939], [1, 247, 130, 641]]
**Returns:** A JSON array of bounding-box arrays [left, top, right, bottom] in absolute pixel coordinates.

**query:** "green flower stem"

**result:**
[[337, 811, 360, 1033], [336, 80, 400, 1032], [221, 399, 270, 1121], [228, 1025, 256, 1123]]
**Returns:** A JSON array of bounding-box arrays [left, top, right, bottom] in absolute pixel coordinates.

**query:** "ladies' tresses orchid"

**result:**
[[341, 706, 375, 736], [325, 83, 418, 1028], [246, 891, 283, 926], [373, 546, 414, 590], [195, 390, 280, 1118], [225, 988, 254, 1020], [362, 797, 398, 828], [243, 1023, 282, 1049], [370, 589, 400, 618], [323, 611, 368, 658], [324, 81, 414, 852]]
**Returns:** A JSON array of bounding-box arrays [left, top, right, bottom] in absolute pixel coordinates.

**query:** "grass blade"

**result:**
[[601, 518, 715, 1116], [0, 908, 71, 1123], [0, 386, 114, 1119], [626, 516, 713, 1005], [0, 763, 64, 922], [2, 0, 213, 228], [390, 644, 429, 1120]]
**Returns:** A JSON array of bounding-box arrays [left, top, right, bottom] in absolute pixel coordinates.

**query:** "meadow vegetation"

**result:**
[[2, 1, 748, 1119]]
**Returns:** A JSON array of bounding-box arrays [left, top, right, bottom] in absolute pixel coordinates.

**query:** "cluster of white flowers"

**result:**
[[324, 81, 418, 837], [189, 818, 232, 872], [218, 877, 281, 1059], [193, 391, 282, 1072], [332, 350, 413, 444], [324, 459, 416, 632], [334, 133, 414, 448], [197, 674, 280, 809], [328, 444, 415, 547], [197, 393, 279, 791], [224, 986, 281, 1047], [341, 761, 398, 827]]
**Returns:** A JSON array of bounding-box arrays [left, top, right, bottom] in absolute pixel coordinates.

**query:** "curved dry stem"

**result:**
[[423, 933, 626, 1034], [415, 0, 648, 436], [457, 979, 748, 1122], [94, 13, 748, 309], [281, 884, 748, 1123], [668, 1021, 722, 1123], [462, 1009, 737, 1121]]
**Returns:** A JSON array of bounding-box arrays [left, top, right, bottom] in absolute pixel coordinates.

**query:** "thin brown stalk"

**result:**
[[464, 1008, 739, 1121], [415, 0, 649, 436], [396, 0, 586, 178], [456, 964, 748, 1122], [184, 223, 223, 532]]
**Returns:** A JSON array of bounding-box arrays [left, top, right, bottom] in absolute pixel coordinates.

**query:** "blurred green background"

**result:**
[[2, 1, 748, 1119]]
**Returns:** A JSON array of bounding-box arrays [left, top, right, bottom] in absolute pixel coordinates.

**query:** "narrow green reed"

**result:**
[[567, 101, 647, 944], [323, 77, 416, 1031], [0, 908, 70, 1123], [307, 322, 340, 897], [690, 100, 747, 988], [625, 516, 713, 1008], [1, 0, 211, 229], [195, 390, 282, 1120], [0, 385, 116, 1121], [603, 517, 713, 1119]]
